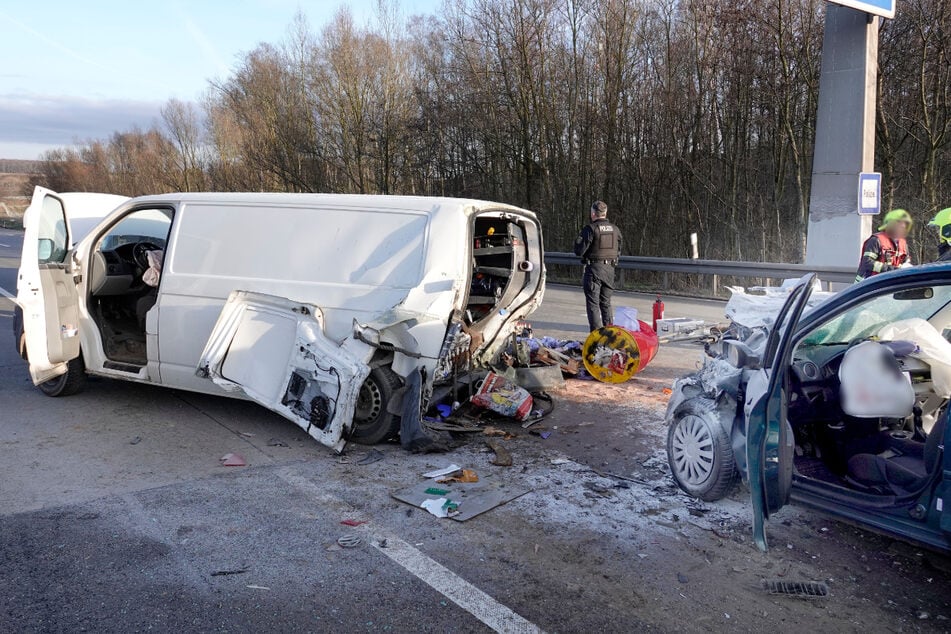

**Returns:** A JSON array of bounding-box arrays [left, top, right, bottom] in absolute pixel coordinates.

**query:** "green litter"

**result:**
[[425, 487, 450, 496]]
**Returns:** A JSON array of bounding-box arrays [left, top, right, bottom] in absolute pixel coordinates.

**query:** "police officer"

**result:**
[[574, 200, 622, 332]]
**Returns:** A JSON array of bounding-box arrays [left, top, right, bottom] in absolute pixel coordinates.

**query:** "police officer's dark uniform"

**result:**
[[574, 202, 622, 332]]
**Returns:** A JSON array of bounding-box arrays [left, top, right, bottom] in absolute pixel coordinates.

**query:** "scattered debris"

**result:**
[[436, 469, 479, 484], [220, 453, 246, 467], [482, 426, 516, 439], [129, 436, 142, 445], [246, 585, 271, 591], [211, 568, 249, 576], [337, 535, 362, 549], [357, 449, 385, 465], [677, 573, 689, 584], [471, 372, 534, 421], [421, 497, 459, 518], [425, 487, 450, 496], [238, 431, 255, 438], [422, 464, 463, 479], [550, 457, 572, 465], [485, 439, 513, 466], [267, 438, 289, 447], [762, 579, 830, 599], [340, 519, 367, 527], [392, 476, 530, 522]]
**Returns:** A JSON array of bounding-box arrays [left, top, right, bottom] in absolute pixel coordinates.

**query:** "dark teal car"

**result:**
[[666, 267, 951, 553]]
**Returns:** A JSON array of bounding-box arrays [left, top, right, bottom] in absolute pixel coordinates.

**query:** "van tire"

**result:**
[[351, 366, 402, 445], [38, 356, 87, 397], [667, 398, 736, 502]]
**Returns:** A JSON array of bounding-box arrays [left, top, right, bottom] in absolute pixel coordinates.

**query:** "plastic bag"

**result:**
[[613, 306, 640, 331], [471, 372, 534, 421]]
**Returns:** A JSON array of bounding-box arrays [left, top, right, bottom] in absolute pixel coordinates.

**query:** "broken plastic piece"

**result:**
[[220, 452, 246, 467], [421, 497, 455, 518], [422, 464, 462, 479], [424, 487, 450, 496], [340, 519, 367, 527]]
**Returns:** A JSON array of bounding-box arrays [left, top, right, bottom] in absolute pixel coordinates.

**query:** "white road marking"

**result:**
[[0, 242, 10, 247], [0, 285, 15, 300], [278, 470, 544, 634]]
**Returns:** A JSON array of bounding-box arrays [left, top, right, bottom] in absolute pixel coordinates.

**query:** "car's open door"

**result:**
[[16, 187, 82, 384], [745, 274, 815, 551], [196, 291, 371, 453]]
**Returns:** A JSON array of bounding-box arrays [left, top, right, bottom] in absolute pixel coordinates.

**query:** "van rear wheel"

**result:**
[[38, 356, 87, 397], [351, 366, 401, 445]]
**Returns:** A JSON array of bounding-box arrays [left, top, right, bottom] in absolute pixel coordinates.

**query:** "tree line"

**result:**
[[29, 0, 951, 262]]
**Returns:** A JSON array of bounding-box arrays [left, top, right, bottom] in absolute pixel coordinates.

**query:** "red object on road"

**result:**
[[652, 295, 665, 332]]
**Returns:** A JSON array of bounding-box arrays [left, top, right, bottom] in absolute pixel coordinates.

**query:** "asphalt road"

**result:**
[[2, 227, 949, 633]]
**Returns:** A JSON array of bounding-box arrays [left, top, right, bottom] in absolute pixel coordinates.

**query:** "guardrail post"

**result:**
[[712, 274, 719, 295], [662, 272, 669, 290]]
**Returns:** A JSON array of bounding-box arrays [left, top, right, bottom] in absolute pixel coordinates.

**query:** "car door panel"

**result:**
[[17, 187, 81, 384], [746, 274, 814, 551], [197, 291, 371, 453]]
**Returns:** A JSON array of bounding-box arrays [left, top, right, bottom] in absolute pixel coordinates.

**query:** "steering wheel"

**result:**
[[132, 242, 161, 270]]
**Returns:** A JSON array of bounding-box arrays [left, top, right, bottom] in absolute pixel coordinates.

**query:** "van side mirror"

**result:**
[[893, 288, 934, 301], [37, 238, 54, 263]]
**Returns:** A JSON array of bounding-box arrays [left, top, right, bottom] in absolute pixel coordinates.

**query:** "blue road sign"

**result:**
[[828, 0, 896, 19], [858, 172, 882, 215]]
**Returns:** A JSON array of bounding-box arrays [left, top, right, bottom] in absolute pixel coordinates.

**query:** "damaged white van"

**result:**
[[14, 188, 545, 452]]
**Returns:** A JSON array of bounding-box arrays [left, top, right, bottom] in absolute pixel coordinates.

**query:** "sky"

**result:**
[[0, 0, 440, 160]]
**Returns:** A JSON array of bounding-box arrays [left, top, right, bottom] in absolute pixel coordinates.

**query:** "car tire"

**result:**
[[38, 355, 87, 397], [351, 366, 402, 445], [667, 399, 736, 502]]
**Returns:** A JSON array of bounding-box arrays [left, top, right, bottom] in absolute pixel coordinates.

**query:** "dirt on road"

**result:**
[[411, 342, 951, 632]]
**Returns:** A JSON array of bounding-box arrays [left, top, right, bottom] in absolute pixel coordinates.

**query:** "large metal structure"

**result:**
[[804, 3, 883, 269]]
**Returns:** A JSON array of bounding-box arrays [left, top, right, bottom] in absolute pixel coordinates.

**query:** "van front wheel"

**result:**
[[39, 356, 87, 397], [351, 366, 402, 445]]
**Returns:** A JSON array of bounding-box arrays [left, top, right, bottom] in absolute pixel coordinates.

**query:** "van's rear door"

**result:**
[[196, 291, 370, 453]]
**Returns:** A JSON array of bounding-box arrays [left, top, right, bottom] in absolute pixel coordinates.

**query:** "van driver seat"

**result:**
[[847, 411, 946, 494]]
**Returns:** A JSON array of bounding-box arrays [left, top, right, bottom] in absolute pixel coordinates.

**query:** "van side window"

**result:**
[[38, 196, 68, 264]]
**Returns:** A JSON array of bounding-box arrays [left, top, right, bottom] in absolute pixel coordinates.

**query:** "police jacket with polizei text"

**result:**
[[574, 218, 622, 263]]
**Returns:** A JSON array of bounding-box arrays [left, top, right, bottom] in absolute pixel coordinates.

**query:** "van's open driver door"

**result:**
[[17, 187, 81, 384], [197, 291, 370, 453]]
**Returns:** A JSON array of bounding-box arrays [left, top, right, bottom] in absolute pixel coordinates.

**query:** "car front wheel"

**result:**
[[667, 399, 736, 501]]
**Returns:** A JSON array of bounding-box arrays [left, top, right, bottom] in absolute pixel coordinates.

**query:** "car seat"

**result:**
[[847, 409, 946, 495]]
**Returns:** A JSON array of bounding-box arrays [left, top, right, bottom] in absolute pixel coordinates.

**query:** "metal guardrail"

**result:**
[[545, 252, 856, 285]]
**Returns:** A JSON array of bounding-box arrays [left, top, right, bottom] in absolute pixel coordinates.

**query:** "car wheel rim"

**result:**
[[354, 379, 383, 425], [671, 414, 715, 486]]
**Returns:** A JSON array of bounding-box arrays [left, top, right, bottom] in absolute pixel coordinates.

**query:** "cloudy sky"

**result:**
[[0, 0, 439, 160]]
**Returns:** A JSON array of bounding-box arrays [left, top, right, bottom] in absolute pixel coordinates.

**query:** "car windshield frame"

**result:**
[[800, 284, 951, 346]]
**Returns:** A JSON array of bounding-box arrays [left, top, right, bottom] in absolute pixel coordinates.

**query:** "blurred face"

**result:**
[[889, 221, 910, 239]]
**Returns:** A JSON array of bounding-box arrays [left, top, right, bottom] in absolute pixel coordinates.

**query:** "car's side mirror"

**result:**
[[893, 287, 934, 301], [37, 238, 54, 263]]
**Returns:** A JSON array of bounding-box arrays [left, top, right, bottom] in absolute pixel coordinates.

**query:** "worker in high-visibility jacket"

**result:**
[[929, 208, 951, 262], [855, 209, 913, 283]]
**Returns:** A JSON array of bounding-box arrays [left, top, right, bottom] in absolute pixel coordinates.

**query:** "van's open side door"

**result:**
[[745, 275, 815, 551], [17, 187, 81, 384], [197, 291, 370, 453]]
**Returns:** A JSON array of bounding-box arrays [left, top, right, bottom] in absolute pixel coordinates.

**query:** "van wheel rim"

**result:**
[[671, 414, 715, 486], [355, 379, 383, 424]]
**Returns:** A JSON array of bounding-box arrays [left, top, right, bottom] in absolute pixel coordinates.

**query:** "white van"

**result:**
[[14, 188, 546, 452]]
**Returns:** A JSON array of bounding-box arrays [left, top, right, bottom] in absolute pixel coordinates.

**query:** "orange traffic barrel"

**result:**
[[582, 321, 659, 383]]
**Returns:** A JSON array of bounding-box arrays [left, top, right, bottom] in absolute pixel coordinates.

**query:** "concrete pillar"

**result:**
[[805, 5, 878, 269]]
